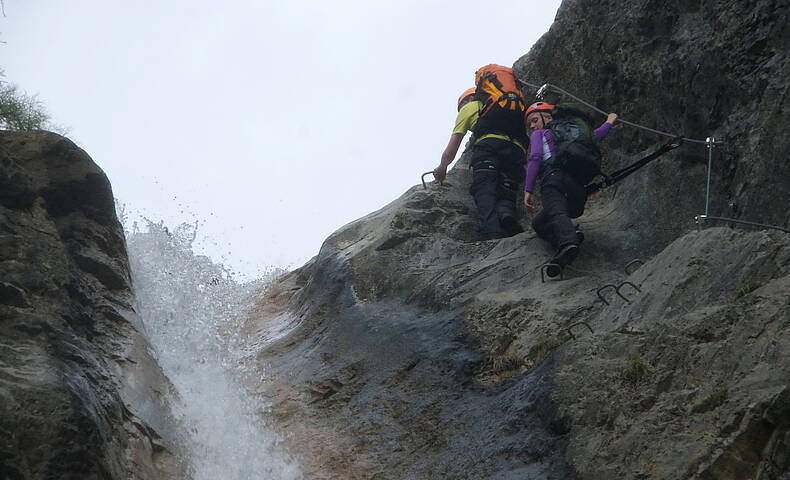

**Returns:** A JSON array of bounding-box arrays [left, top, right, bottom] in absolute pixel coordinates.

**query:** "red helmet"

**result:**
[[457, 88, 477, 111], [526, 101, 554, 115]]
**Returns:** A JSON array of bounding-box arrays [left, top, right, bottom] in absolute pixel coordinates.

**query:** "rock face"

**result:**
[[244, 165, 789, 479], [0, 131, 185, 479], [515, 0, 789, 252], [241, 1, 790, 479]]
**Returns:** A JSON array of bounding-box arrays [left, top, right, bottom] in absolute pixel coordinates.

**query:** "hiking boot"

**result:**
[[552, 244, 580, 267], [501, 216, 524, 237]]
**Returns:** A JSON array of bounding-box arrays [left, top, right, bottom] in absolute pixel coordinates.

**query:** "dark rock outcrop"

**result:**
[[515, 0, 789, 252], [0, 131, 185, 479], [242, 1, 790, 479]]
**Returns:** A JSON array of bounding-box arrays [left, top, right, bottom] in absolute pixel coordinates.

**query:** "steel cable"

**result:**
[[518, 79, 713, 145]]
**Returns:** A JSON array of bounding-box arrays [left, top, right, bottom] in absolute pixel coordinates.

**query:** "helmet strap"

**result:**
[[539, 113, 549, 129]]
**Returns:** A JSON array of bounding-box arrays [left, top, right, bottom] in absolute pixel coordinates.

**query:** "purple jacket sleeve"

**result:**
[[524, 130, 551, 193], [525, 124, 611, 191], [594, 121, 613, 141]]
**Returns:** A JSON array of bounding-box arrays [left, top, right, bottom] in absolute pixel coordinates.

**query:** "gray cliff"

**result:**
[[0, 132, 185, 479], [515, 0, 789, 250], [241, 0, 790, 479]]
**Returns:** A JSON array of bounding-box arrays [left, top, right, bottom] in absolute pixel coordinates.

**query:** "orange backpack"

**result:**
[[473, 64, 528, 143]]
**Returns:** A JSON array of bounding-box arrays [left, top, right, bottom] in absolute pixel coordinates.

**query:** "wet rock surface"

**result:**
[[242, 1, 790, 478], [0, 131, 185, 479], [244, 158, 788, 479]]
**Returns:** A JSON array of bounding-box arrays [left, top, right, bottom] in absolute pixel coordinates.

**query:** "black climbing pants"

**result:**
[[532, 170, 587, 250], [469, 138, 526, 235]]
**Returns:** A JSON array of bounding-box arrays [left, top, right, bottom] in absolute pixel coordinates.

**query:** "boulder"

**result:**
[[240, 1, 790, 478], [0, 131, 186, 479]]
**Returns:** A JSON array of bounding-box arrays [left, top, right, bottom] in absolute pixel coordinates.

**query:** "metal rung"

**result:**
[[566, 321, 594, 340], [540, 263, 563, 282], [625, 259, 644, 275]]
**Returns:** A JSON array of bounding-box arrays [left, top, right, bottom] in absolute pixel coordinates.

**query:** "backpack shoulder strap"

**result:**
[[551, 103, 597, 138]]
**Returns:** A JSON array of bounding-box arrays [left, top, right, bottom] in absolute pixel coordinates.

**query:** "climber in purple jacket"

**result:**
[[522, 102, 618, 277]]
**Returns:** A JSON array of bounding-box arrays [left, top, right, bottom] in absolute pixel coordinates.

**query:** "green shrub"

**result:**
[[733, 279, 766, 300], [0, 69, 54, 131], [619, 354, 651, 385], [526, 335, 567, 365]]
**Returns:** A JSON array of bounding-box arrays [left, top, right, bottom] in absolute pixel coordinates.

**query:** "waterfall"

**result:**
[[125, 219, 301, 480]]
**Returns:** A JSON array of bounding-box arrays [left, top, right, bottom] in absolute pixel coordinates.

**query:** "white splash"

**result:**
[[125, 218, 300, 480]]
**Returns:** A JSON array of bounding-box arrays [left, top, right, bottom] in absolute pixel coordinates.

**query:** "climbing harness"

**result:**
[[585, 137, 684, 195]]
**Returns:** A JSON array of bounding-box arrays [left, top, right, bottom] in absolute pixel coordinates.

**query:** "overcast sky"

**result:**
[[1, 0, 562, 279]]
